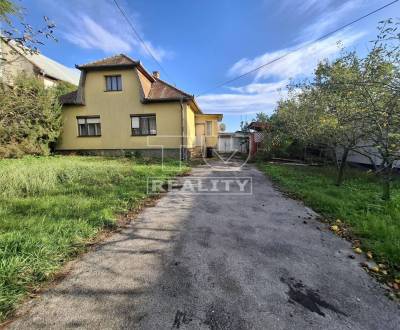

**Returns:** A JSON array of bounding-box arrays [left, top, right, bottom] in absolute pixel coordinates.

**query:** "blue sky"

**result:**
[[18, 0, 400, 131]]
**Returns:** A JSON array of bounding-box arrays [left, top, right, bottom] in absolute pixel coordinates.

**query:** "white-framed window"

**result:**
[[105, 75, 122, 91], [206, 121, 212, 136], [77, 116, 101, 137], [131, 114, 157, 136]]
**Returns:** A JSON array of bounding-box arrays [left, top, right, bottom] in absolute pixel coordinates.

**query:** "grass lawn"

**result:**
[[259, 163, 400, 275], [0, 156, 188, 321]]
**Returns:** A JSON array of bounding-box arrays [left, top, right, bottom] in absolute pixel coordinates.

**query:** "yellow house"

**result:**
[[58, 54, 222, 158]]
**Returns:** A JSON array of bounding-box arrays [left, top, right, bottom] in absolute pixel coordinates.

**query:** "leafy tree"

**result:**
[[276, 86, 326, 146], [257, 112, 293, 159], [0, 0, 17, 21], [255, 112, 268, 123], [271, 19, 400, 199], [0, 0, 56, 59], [362, 20, 400, 200], [314, 52, 373, 185], [0, 74, 62, 157], [219, 123, 226, 132], [240, 120, 249, 132], [53, 81, 77, 98]]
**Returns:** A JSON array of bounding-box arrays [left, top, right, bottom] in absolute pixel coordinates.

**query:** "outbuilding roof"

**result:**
[[25, 52, 80, 85], [2, 37, 80, 85]]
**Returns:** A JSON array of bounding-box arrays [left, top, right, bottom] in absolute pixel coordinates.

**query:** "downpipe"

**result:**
[[180, 98, 185, 161]]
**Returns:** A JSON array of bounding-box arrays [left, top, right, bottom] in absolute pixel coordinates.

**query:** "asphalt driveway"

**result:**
[[8, 161, 399, 329]]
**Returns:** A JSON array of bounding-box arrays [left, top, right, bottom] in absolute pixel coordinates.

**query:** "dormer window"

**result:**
[[105, 75, 122, 91]]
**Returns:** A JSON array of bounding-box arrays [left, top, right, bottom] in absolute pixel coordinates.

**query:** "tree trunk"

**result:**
[[336, 148, 349, 186], [382, 165, 392, 201], [382, 178, 390, 201]]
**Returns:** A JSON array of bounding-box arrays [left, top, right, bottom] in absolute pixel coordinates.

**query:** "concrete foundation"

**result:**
[[56, 148, 197, 159]]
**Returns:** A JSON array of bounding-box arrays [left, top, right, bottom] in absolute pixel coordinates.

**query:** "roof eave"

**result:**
[[142, 97, 192, 104], [189, 98, 203, 114], [61, 102, 85, 106], [136, 62, 156, 82], [76, 63, 139, 71], [195, 113, 223, 121]]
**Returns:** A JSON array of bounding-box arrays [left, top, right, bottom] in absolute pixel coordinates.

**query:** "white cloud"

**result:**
[[140, 40, 174, 63], [228, 80, 289, 94], [299, 0, 362, 41], [229, 30, 365, 81], [198, 80, 287, 115], [280, 0, 334, 14], [199, 30, 365, 115], [41, 0, 172, 61], [63, 15, 132, 53]]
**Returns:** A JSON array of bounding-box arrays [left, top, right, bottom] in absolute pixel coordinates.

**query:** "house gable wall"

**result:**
[[0, 40, 38, 85]]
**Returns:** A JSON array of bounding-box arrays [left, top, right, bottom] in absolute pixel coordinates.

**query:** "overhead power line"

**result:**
[[196, 0, 399, 96], [112, 0, 174, 83]]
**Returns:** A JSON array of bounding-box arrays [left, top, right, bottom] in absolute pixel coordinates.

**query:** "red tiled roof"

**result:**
[[76, 54, 138, 69], [147, 78, 192, 101]]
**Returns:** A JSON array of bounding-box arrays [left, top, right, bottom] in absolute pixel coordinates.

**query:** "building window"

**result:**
[[77, 116, 101, 137], [105, 75, 122, 91], [206, 121, 212, 136], [131, 114, 157, 136]]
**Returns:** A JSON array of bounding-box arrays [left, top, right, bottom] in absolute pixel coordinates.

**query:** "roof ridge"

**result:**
[[77, 54, 138, 68], [77, 54, 120, 67], [120, 53, 138, 63]]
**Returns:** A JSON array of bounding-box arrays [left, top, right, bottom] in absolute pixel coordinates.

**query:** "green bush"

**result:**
[[0, 75, 63, 158]]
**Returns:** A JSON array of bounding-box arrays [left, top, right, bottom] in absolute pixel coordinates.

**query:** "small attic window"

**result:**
[[105, 75, 122, 91]]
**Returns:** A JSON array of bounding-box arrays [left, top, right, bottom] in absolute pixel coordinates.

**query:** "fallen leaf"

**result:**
[[393, 283, 399, 290], [371, 266, 380, 273], [330, 225, 339, 232], [381, 270, 388, 275], [366, 251, 373, 259], [336, 219, 342, 225], [354, 247, 363, 254], [394, 279, 400, 284]]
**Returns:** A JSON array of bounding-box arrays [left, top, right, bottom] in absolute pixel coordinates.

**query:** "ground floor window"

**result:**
[[77, 116, 101, 137], [131, 114, 157, 136]]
